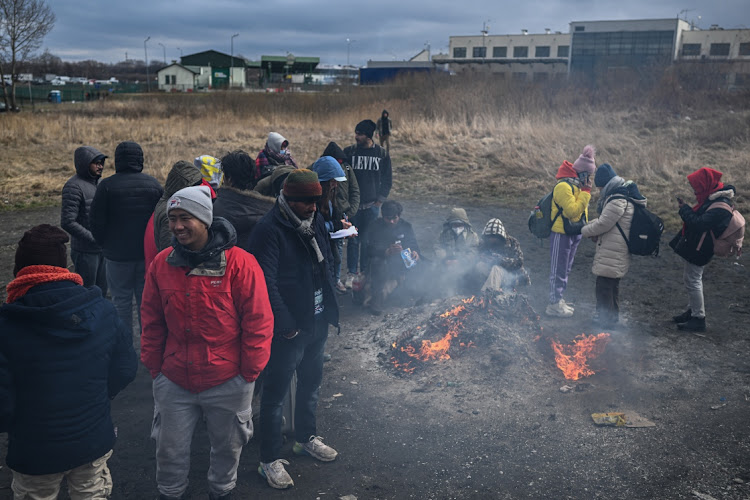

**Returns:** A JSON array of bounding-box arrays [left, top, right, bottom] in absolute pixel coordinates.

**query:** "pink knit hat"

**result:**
[[572, 145, 596, 174]]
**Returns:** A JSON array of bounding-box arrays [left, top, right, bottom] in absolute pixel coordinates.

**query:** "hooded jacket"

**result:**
[[0, 280, 137, 475], [435, 208, 480, 260], [581, 184, 647, 279], [141, 218, 274, 393], [551, 160, 591, 235], [254, 165, 297, 197], [247, 203, 339, 335], [671, 186, 736, 266], [322, 142, 360, 218], [90, 141, 164, 261], [60, 146, 106, 253], [154, 161, 203, 251], [213, 187, 275, 251]]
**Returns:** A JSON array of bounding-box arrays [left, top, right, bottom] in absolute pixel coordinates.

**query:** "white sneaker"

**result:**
[[560, 299, 575, 313], [293, 435, 338, 462], [258, 459, 294, 489], [344, 273, 357, 289], [546, 299, 574, 318]]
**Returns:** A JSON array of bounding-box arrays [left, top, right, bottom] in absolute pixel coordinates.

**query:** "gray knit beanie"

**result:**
[[167, 185, 213, 227]]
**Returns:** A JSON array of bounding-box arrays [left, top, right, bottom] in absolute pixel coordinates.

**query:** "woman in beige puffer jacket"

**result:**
[[581, 163, 647, 326]]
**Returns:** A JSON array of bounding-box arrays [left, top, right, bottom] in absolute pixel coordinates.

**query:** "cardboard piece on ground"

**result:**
[[591, 410, 655, 428]]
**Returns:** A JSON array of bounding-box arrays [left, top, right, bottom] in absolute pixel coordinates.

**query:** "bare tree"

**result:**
[[0, 0, 55, 111]]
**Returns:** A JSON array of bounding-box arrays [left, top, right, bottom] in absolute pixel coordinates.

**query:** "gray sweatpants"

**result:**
[[151, 374, 254, 498], [683, 261, 706, 318]]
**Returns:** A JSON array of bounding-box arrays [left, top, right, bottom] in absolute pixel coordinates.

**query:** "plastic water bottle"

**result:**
[[401, 248, 416, 269]]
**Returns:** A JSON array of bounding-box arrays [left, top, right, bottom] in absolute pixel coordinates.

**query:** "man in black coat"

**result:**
[[247, 169, 339, 490], [61, 145, 109, 294], [213, 150, 275, 251], [0, 225, 137, 499], [366, 200, 421, 314], [90, 141, 163, 334], [343, 119, 392, 287]]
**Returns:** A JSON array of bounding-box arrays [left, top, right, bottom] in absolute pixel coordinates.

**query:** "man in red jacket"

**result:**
[[140, 185, 274, 500]]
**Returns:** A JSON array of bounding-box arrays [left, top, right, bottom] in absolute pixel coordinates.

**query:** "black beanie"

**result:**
[[13, 224, 69, 275], [355, 119, 377, 139], [594, 163, 617, 188]]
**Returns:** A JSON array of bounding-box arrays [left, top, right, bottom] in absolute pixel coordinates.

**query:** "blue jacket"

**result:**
[[0, 281, 137, 474], [247, 203, 339, 335]]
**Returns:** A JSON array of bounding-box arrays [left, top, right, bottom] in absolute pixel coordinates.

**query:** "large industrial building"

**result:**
[[439, 18, 750, 88]]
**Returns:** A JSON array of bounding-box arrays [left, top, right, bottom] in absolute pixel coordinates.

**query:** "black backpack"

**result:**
[[528, 181, 579, 239], [611, 196, 664, 257]]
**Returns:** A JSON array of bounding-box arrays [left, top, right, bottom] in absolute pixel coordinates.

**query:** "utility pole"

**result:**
[[231, 33, 239, 88], [346, 38, 357, 66], [158, 42, 166, 65], [144, 36, 151, 92]]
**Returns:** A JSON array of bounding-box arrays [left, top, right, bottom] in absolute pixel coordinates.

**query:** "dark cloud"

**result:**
[[44, 0, 748, 64]]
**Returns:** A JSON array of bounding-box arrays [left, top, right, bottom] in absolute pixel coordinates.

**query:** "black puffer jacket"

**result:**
[[247, 203, 339, 335], [0, 281, 137, 474], [60, 146, 105, 253], [213, 187, 275, 251], [670, 186, 736, 266], [90, 141, 163, 261]]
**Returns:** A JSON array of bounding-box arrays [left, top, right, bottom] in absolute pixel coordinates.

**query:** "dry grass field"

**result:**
[[1, 75, 748, 230]]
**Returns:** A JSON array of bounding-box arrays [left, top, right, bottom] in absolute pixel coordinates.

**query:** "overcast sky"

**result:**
[[44, 0, 748, 66]]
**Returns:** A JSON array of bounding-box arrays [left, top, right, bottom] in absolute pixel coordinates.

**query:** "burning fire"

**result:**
[[551, 333, 611, 380], [391, 296, 481, 373]]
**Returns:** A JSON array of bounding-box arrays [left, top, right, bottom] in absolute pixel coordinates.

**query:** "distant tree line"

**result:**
[[15, 49, 166, 83]]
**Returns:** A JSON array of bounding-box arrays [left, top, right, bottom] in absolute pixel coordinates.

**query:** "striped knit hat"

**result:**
[[283, 169, 322, 201]]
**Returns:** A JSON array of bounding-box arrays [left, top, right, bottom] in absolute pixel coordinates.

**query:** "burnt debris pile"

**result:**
[[380, 291, 543, 376]]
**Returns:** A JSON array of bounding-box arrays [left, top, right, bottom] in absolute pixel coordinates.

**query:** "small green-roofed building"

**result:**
[[180, 50, 248, 89]]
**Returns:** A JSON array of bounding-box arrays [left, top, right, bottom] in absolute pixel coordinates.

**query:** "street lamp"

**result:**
[[144, 36, 151, 93], [346, 38, 357, 66], [230, 33, 239, 88], [158, 42, 166, 64]]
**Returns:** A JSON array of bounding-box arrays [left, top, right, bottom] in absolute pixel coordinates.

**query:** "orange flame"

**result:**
[[551, 333, 610, 380], [392, 298, 475, 372]]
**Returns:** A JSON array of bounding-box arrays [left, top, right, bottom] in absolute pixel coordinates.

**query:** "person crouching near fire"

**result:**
[[468, 218, 530, 293], [140, 185, 274, 500], [247, 169, 340, 490], [366, 200, 421, 315], [0, 224, 137, 500], [581, 163, 647, 328]]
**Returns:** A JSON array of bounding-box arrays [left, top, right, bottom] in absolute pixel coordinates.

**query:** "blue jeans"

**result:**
[[71, 250, 107, 296], [105, 259, 145, 335], [259, 317, 328, 462], [346, 205, 380, 275]]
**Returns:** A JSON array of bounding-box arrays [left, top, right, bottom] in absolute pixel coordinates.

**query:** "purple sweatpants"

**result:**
[[549, 232, 582, 304]]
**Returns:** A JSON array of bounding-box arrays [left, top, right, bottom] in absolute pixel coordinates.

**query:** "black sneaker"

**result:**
[[672, 309, 692, 323], [677, 316, 706, 332]]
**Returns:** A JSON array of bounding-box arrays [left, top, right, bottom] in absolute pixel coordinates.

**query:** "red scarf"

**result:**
[[687, 167, 724, 212], [6, 265, 83, 303]]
